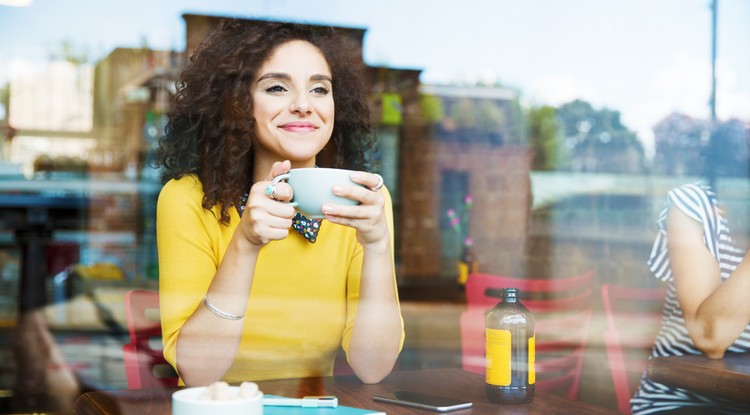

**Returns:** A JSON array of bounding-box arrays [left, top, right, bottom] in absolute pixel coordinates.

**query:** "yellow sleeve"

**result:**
[[157, 176, 224, 373], [340, 185, 405, 357]]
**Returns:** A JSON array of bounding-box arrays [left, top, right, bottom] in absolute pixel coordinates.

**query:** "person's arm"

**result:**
[[323, 175, 403, 383], [347, 232, 403, 383], [160, 162, 295, 386], [668, 207, 750, 359], [170, 224, 261, 385], [158, 178, 257, 385]]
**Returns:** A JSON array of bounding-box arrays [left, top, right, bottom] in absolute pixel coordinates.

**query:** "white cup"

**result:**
[[172, 386, 263, 415], [271, 168, 364, 219]]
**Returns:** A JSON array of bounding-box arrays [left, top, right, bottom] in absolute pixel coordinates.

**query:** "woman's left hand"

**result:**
[[322, 172, 388, 247]]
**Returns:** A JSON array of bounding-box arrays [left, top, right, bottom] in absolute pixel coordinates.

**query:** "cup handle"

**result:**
[[270, 173, 297, 207]]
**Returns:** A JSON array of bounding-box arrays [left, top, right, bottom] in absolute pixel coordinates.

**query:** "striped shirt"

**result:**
[[631, 183, 750, 415]]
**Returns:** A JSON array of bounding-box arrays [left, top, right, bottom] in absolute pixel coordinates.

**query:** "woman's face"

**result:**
[[251, 40, 334, 167]]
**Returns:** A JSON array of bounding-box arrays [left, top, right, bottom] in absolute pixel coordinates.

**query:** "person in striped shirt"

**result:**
[[631, 183, 750, 414]]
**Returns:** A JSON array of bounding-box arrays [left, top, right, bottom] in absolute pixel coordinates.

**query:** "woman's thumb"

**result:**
[[265, 160, 291, 181]]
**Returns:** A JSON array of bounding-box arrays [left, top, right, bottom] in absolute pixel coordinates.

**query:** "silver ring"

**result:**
[[265, 183, 278, 200], [371, 174, 384, 191]]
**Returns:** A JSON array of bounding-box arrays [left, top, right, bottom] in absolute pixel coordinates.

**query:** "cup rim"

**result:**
[[172, 386, 263, 405], [288, 167, 355, 173]]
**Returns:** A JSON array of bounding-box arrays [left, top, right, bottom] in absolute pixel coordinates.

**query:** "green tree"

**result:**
[[527, 105, 565, 170], [556, 99, 645, 173], [48, 39, 90, 64]]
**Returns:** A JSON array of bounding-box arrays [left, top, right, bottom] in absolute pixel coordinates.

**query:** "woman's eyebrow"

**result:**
[[311, 74, 333, 83], [257, 72, 290, 82], [256, 73, 332, 83]]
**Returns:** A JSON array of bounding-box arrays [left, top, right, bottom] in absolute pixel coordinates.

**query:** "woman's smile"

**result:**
[[279, 121, 317, 133]]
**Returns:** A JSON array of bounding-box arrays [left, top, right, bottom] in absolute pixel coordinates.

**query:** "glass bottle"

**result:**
[[457, 238, 478, 285], [485, 288, 535, 404]]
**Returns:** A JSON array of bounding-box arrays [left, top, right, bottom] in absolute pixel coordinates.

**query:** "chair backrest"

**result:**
[[600, 284, 665, 414], [122, 289, 178, 389], [460, 270, 596, 401]]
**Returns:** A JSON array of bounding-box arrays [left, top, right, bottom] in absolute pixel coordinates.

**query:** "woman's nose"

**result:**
[[290, 96, 312, 115]]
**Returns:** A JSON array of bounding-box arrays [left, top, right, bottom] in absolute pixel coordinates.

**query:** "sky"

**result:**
[[0, 0, 748, 156]]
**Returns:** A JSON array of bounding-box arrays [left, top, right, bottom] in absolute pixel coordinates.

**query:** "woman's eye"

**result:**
[[311, 86, 330, 95], [265, 84, 286, 93]]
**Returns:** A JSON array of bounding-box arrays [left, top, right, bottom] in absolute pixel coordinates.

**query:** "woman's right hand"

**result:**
[[240, 160, 296, 248]]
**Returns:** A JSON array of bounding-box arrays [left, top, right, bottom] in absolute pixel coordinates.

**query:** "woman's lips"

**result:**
[[280, 122, 317, 133]]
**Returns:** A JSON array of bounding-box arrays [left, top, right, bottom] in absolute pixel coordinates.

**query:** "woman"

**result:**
[[155, 19, 403, 386], [631, 183, 750, 414]]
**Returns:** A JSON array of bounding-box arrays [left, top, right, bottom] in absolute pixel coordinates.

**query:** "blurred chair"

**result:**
[[460, 270, 596, 400], [122, 289, 178, 389], [600, 284, 665, 414]]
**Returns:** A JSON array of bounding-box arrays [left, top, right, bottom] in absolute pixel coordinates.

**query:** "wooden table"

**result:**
[[647, 352, 750, 404], [73, 368, 616, 414]]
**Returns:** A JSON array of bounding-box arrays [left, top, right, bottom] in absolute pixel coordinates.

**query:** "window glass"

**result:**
[[0, 1, 748, 413]]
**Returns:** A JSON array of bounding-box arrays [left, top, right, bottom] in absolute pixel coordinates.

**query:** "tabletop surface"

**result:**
[[73, 368, 617, 415], [647, 352, 750, 404]]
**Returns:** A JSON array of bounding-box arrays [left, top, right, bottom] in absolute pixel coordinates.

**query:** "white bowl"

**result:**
[[172, 386, 263, 415]]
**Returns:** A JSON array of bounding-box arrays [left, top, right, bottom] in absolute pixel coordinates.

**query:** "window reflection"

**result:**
[[0, 2, 748, 414]]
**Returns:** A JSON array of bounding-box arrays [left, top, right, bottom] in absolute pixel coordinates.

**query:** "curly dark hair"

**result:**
[[156, 19, 374, 224]]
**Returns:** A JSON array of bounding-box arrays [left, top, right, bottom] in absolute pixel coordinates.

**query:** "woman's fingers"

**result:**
[[324, 172, 385, 233], [263, 181, 293, 203], [328, 188, 380, 211], [350, 172, 384, 192], [242, 201, 294, 245], [248, 183, 296, 217], [241, 169, 297, 245]]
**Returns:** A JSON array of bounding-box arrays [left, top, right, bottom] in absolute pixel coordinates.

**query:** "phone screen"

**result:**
[[373, 391, 473, 412]]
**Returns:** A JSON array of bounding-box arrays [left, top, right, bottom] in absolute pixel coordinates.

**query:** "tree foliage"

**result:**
[[48, 40, 90, 64], [555, 99, 645, 173], [527, 105, 564, 170]]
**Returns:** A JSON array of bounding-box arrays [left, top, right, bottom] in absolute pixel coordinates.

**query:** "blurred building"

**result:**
[[7, 61, 96, 176], [94, 47, 184, 178], [407, 85, 531, 279]]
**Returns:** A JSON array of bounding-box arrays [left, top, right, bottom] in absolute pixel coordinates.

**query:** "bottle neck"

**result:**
[[502, 288, 519, 303]]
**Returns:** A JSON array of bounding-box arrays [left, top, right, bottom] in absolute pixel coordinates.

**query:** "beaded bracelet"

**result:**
[[203, 295, 245, 320]]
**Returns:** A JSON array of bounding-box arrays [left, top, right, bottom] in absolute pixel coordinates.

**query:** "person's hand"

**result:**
[[322, 172, 389, 248], [240, 160, 296, 247]]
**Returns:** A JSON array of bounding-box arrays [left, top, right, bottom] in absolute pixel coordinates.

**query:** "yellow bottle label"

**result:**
[[485, 328, 511, 386], [457, 262, 469, 285], [528, 335, 536, 384]]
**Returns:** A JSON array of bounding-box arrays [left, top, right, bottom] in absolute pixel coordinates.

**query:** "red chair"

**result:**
[[460, 270, 596, 401], [601, 284, 666, 414], [122, 289, 178, 388]]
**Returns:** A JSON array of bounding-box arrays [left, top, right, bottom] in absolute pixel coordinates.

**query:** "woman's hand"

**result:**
[[322, 172, 388, 248], [240, 160, 296, 247]]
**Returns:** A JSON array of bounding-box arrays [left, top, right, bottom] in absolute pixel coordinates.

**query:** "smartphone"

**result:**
[[373, 391, 472, 412]]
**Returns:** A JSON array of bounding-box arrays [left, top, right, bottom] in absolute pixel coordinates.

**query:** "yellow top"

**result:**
[[156, 174, 402, 382]]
